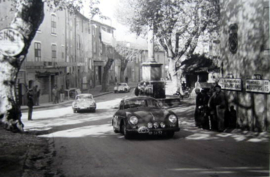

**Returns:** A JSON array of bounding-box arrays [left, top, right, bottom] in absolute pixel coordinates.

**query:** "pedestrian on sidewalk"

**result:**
[[52, 85, 59, 104], [34, 85, 40, 106], [125, 76, 128, 83], [27, 88, 34, 120], [208, 85, 227, 132], [59, 85, 65, 102]]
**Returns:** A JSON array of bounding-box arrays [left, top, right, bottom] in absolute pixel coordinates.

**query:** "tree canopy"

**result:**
[[118, 0, 219, 59], [117, 0, 220, 92], [181, 54, 218, 73]]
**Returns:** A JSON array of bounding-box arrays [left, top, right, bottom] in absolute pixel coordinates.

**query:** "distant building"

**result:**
[[90, 20, 117, 87], [0, 2, 116, 105]]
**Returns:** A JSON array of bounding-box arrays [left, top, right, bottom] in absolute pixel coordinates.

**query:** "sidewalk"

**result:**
[[21, 82, 138, 111]]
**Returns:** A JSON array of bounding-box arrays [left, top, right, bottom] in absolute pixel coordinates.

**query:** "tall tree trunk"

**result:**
[[120, 59, 128, 82], [168, 58, 178, 94], [168, 57, 185, 96], [101, 59, 114, 92], [0, 0, 44, 126]]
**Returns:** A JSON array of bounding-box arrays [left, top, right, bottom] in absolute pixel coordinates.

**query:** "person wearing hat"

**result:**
[[208, 84, 227, 131], [27, 88, 34, 120]]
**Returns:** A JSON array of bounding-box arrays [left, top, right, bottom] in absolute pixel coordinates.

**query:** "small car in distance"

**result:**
[[114, 83, 130, 93], [112, 96, 180, 139], [72, 94, 96, 113]]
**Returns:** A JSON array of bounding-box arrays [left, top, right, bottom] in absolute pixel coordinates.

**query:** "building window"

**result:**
[[77, 35, 80, 50], [88, 23, 91, 34], [93, 41, 96, 53], [62, 46, 65, 60], [51, 14, 57, 34], [100, 43, 103, 55], [92, 25, 96, 36], [52, 44, 57, 60], [34, 42, 41, 61], [81, 20, 83, 33]]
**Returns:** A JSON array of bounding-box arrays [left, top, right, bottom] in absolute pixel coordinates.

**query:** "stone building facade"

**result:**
[[219, 0, 269, 131], [0, 1, 117, 105]]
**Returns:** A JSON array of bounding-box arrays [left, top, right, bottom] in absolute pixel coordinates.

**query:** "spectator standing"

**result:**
[[59, 85, 65, 102], [55, 86, 59, 104], [52, 85, 57, 104], [194, 88, 203, 128], [228, 105, 237, 129], [27, 89, 34, 120], [33, 86, 37, 106], [208, 85, 227, 132], [34, 85, 40, 106], [200, 89, 210, 129]]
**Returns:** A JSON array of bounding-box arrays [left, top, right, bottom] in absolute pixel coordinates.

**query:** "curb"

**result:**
[[21, 91, 114, 111]]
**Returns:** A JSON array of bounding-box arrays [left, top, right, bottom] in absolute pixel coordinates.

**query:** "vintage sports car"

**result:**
[[114, 83, 130, 93], [112, 96, 180, 139], [72, 94, 96, 113]]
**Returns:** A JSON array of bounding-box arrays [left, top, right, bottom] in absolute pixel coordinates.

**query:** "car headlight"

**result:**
[[160, 122, 166, 128], [91, 102, 96, 106], [153, 122, 159, 128], [168, 114, 177, 124], [129, 116, 138, 125]]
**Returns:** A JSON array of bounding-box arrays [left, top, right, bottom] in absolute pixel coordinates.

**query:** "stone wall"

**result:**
[[219, 0, 269, 131]]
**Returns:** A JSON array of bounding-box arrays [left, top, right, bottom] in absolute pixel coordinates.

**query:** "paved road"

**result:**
[[21, 92, 269, 177]]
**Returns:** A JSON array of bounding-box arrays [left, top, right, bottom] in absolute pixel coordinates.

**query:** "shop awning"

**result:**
[[35, 71, 59, 77]]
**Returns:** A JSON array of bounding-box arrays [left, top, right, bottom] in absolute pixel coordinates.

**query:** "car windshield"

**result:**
[[125, 99, 160, 108], [76, 95, 93, 100]]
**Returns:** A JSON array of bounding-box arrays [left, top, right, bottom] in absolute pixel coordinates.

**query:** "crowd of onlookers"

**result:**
[[194, 83, 237, 132], [51, 85, 65, 104], [26, 85, 65, 120]]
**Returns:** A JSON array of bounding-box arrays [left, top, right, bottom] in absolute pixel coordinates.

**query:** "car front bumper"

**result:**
[[126, 127, 180, 134], [73, 106, 96, 111]]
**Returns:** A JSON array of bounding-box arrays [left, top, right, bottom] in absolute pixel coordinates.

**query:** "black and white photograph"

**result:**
[[0, 0, 269, 177]]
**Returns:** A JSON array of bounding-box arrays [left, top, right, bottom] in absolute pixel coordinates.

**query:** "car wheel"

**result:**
[[113, 126, 119, 133], [121, 121, 132, 139], [166, 131, 175, 138], [73, 109, 77, 113], [125, 88, 128, 93], [123, 125, 132, 139], [92, 109, 96, 113]]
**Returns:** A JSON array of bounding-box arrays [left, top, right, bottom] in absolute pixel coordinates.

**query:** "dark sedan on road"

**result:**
[[72, 94, 96, 113], [112, 96, 180, 139]]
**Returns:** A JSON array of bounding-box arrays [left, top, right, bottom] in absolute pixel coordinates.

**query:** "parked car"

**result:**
[[112, 96, 180, 139], [114, 83, 130, 93], [72, 94, 96, 113]]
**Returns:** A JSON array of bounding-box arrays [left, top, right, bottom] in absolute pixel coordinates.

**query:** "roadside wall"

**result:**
[[219, 0, 270, 131]]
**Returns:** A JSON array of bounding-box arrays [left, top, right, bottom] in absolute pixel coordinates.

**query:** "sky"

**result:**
[[86, 0, 148, 48]]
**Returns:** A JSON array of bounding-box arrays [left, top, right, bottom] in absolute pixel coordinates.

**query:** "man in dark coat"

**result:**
[[27, 89, 34, 120], [194, 88, 203, 127], [200, 89, 210, 129], [208, 85, 227, 131]]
